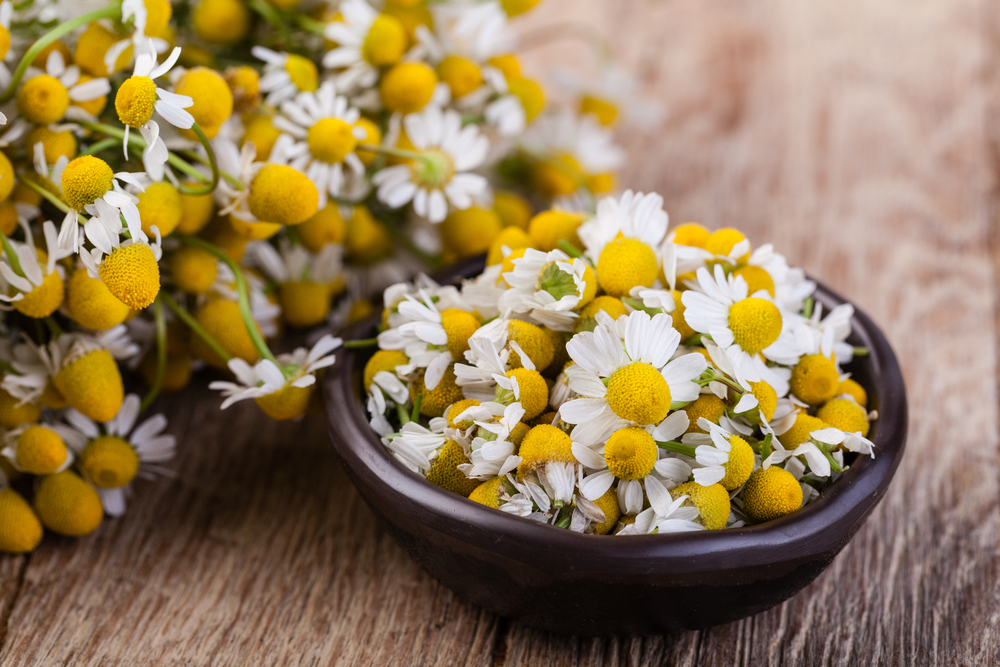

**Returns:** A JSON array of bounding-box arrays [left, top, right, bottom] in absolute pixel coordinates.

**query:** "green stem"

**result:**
[[852, 346, 869, 357], [396, 400, 411, 425], [817, 443, 843, 474], [357, 144, 425, 161], [247, 0, 290, 41], [161, 292, 232, 364], [345, 337, 378, 349], [0, 229, 23, 277], [0, 359, 21, 375], [175, 235, 278, 367], [410, 394, 422, 423], [141, 297, 168, 412], [293, 13, 326, 35], [802, 296, 814, 319], [18, 176, 84, 221], [1, 5, 121, 103], [78, 120, 211, 185], [177, 125, 220, 196], [622, 297, 662, 316], [557, 240, 590, 265], [179, 149, 243, 190], [656, 440, 697, 458], [699, 367, 745, 394], [43, 316, 62, 337], [82, 138, 121, 157]]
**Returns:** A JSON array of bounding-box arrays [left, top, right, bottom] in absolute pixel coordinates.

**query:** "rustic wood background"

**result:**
[[2, 0, 998, 664]]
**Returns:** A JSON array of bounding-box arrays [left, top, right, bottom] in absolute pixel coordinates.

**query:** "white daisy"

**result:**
[[372, 106, 489, 223], [384, 419, 449, 474], [250, 238, 344, 287], [615, 493, 705, 535], [321, 0, 385, 93], [1, 421, 80, 474], [577, 190, 670, 264], [0, 220, 73, 309], [252, 46, 320, 107], [498, 248, 590, 331]]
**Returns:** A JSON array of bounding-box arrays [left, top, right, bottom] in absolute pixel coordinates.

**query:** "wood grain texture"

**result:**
[[2, 0, 999, 664]]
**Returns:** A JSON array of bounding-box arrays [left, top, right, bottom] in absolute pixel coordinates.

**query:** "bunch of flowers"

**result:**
[[0, 0, 635, 554], [364, 190, 877, 535]]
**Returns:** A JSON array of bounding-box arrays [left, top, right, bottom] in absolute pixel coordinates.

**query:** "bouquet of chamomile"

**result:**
[[364, 190, 877, 535], [0, 0, 635, 554]]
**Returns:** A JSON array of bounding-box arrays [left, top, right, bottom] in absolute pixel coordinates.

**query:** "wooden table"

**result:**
[[2, 0, 998, 664]]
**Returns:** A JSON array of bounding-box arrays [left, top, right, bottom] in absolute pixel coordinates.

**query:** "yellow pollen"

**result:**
[[99, 243, 161, 310], [591, 487, 622, 534], [228, 214, 282, 240], [487, 54, 521, 80], [25, 126, 77, 164], [516, 424, 575, 479], [577, 295, 628, 322], [66, 268, 130, 330], [192, 298, 260, 367], [61, 155, 114, 210], [672, 223, 711, 248], [284, 54, 319, 92], [297, 203, 346, 252], [816, 397, 870, 438], [16, 425, 67, 475], [0, 153, 13, 202], [255, 384, 313, 420], [468, 476, 506, 509], [72, 74, 109, 116], [115, 76, 158, 128], [174, 67, 234, 139], [790, 354, 840, 406], [248, 164, 319, 226], [362, 14, 407, 67], [0, 26, 9, 62], [18, 74, 69, 125], [409, 366, 463, 418], [719, 435, 755, 490], [143, 0, 173, 36], [493, 190, 532, 229], [353, 117, 382, 165], [728, 297, 782, 354], [672, 481, 730, 530], [225, 65, 260, 112], [437, 55, 483, 99], [734, 265, 775, 297], [13, 270, 64, 319], [443, 399, 480, 430], [580, 95, 618, 125], [440, 309, 480, 359], [169, 246, 218, 294], [279, 281, 333, 328], [500, 247, 528, 282], [508, 77, 545, 122], [54, 349, 124, 423], [777, 413, 829, 449], [507, 319, 555, 372], [606, 362, 671, 425], [682, 394, 727, 433], [33, 470, 104, 537], [241, 112, 282, 161], [838, 378, 868, 407], [670, 289, 696, 341], [530, 153, 581, 198], [705, 228, 750, 263], [597, 237, 659, 297], [176, 189, 215, 235], [0, 488, 43, 553], [527, 210, 585, 252], [380, 62, 438, 114], [137, 181, 183, 237], [506, 367, 548, 420], [441, 207, 501, 258], [307, 117, 357, 164], [425, 439, 479, 496], [604, 427, 657, 481], [0, 386, 41, 428], [79, 435, 139, 488], [486, 226, 531, 266], [74, 23, 132, 77], [741, 466, 803, 523], [345, 205, 392, 263], [364, 349, 408, 390], [193, 0, 251, 46]]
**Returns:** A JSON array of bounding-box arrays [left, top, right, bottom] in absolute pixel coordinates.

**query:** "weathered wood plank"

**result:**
[[2, 0, 999, 665]]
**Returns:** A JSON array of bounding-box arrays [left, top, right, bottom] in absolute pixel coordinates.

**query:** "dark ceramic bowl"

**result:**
[[325, 257, 907, 635]]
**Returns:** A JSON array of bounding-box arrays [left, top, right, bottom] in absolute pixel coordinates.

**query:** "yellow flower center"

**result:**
[[606, 361, 671, 425], [734, 265, 775, 297], [279, 281, 333, 328], [672, 223, 710, 248], [192, 298, 260, 367], [728, 297, 782, 354], [99, 243, 161, 310], [530, 152, 581, 199], [719, 435, 754, 490], [0, 26, 10, 62], [505, 367, 548, 420], [66, 268, 130, 329], [33, 470, 104, 537], [776, 413, 828, 449], [500, 0, 541, 16], [177, 188, 215, 235], [362, 14, 407, 67], [73, 74, 109, 115], [307, 117, 357, 164], [54, 349, 124, 423], [0, 153, 13, 203], [137, 181, 183, 237], [17, 74, 70, 125], [516, 423, 575, 479], [507, 76, 545, 122], [254, 383, 313, 420], [838, 378, 868, 407], [74, 23, 133, 77], [225, 65, 261, 112], [425, 439, 479, 496], [353, 117, 382, 165], [25, 126, 77, 164], [115, 75, 158, 128], [586, 172, 614, 194], [577, 295, 628, 324], [440, 308, 480, 359], [248, 164, 319, 226], [604, 427, 657, 481], [0, 386, 41, 428], [284, 54, 319, 92], [169, 246, 218, 294], [344, 205, 392, 263], [241, 112, 282, 161], [0, 488, 43, 553], [705, 228, 750, 263], [174, 67, 234, 139], [16, 425, 67, 475], [379, 62, 438, 114], [741, 466, 803, 523], [682, 394, 727, 433], [297, 203, 346, 252], [437, 55, 483, 99], [445, 398, 480, 429], [363, 349, 408, 390], [486, 226, 531, 267], [79, 435, 139, 488], [596, 237, 659, 298], [143, 0, 173, 36], [61, 155, 114, 210], [789, 353, 840, 406], [590, 487, 622, 534], [749, 380, 777, 421], [527, 210, 585, 252], [672, 481, 730, 530], [579, 95, 618, 125], [409, 366, 463, 418], [468, 476, 506, 509], [440, 206, 501, 258], [487, 54, 521, 80], [816, 397, 869, 437], [13, 270, 64, 319], [507, 319, 555, 372], [193, 0, 251, 46]]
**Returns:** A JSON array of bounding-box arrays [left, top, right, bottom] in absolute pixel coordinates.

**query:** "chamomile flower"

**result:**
[[458, 400, 525, 478], [16, 50, 110, 126], [270, 82, 366, 208], [323, 0, 407, 92], [681, 264, 801, 382], [372, 106, 489, 223], [384, 419, 449, 473], [210, 334, 342, 420], [250, 239, 344, 328], [1, 422, 79, 475], [681, 419, 756, 489], [615, 493, 704, 535], [53, 154, 146, 245], [63, 394, 176, 516], [114, 42, 193, 171], [498, 248, 595, 330], [253, 46, 319, 107], [0, 220, 74, 318], [560, 310, 706, 445]]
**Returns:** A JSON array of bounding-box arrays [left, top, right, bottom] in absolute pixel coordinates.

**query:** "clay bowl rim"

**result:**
[[326, 256, 907, 579]]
